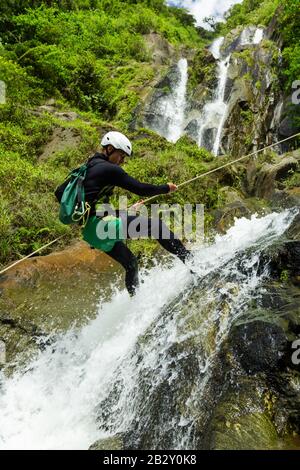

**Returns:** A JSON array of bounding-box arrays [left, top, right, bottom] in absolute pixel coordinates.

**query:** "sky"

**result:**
[[166, 0, 243, 28]]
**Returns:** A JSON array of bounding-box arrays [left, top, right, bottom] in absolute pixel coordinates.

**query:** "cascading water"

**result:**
[[145, 58, 188, 143], [197, 37, 230, 156], [145, 27, 265, 154], [270, 99, 284, 151], [0, 208, 297, 450], [209, 35, 224, 60], [196, 28, 264, 156], [240, 27, 264, 46]]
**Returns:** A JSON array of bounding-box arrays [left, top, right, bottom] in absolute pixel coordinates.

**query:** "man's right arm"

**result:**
[[109, 166, 170, 197]]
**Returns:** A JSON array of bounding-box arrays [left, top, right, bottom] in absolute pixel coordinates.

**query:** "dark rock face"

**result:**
[[139, 63, 183, 136], [184, 119, 200, 140], [230, 321, 287, 374], [188, 48, 217, 87], [268, 241, 300, 277], [265, 5, 284, 48], [286, 213, 300, 240], [244, 149, 300, 200], [0, 311, 43, 373], [254, 157, 299, 199], [144, 32, 175, 66], [131, 12, 297, 159], [200, 127, 216, 152], [278, 97, 300, 152], [222, 41, 281, 156], [212, 200, 252, 233]]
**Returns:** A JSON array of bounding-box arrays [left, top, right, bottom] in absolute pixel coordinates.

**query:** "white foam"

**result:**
[[0, 209, 297, 449]]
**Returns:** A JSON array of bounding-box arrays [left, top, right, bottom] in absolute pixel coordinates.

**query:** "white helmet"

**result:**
[[101, 131, 132, 156]]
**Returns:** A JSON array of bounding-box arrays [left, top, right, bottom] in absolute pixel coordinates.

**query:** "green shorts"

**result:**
[[82, 215, 124, 252]]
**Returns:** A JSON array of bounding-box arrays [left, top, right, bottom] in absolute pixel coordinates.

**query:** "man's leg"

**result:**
[[106, 241, 139, 296], [124, 214, 192, 263]]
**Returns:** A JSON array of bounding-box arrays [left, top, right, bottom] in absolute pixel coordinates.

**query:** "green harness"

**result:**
[[82, 215, 124, 252]]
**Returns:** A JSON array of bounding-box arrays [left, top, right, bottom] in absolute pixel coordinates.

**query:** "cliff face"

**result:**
[[134, 9, 299, 157], [220, 18, 299, 156]]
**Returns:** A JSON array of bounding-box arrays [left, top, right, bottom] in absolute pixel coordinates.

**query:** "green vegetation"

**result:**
[[280, 269, 289, 282], [0, 1, 203, 117], [0, 0, 207, 265], [221, 0, 280, 32], [188, 49, 217, 92], [284, 166, 300, 189], [222, 0, 299, 91], [220, 0, 300, 142], [0, 0, 299, 266]]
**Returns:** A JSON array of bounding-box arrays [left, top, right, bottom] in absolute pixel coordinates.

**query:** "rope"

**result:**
[[1, 132, 299, 276], [0, 235, 65, 276], [139, 132, 300, 206]]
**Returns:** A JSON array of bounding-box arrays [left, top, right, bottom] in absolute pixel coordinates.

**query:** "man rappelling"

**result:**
[[55, 131, 191, 296]]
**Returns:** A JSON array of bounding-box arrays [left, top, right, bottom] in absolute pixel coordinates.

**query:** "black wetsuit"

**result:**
[[55, 153, 191, 295]]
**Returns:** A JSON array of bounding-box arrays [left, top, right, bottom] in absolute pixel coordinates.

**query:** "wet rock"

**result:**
[[266, 240, 300, 279], [199, 127, 216, 152], [229, 321, 287, 374], [265, 6, 284, 48], [221, 38, 281, 156], [222, 26, 244, 56], [212, 200, 252, 233], [211, 404, 280, 450], [251, 152, 299, 199], [89, 434, 124, 450], [207, 375, 300, 450], [278, 97, 300, 152], [286, 212, 300, 240], [184, 49, 218, 140], [37, 104, 56, 114], [269, 189, 300, 210], [0, 241, 118, 368]]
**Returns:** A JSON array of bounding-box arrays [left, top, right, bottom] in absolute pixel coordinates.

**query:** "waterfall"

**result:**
[[270, 99, 284, 153], [145, 27, 264, 153], [197, 37, 230, 156], [253, 28, 264, 44], [271, 100, 283, 130], [145, 58, 188, 143], [240, 27, 264, 46], [209, 35, 224, 60], [196, 28, 264, 156], [0, 209, 297, 449]]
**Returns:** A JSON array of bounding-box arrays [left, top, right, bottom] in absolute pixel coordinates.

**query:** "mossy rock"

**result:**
[[89, 434, 124, 450], [208, 375, 300, 450], [188, 48, 218, 93], [212, 411, 292, 450]]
